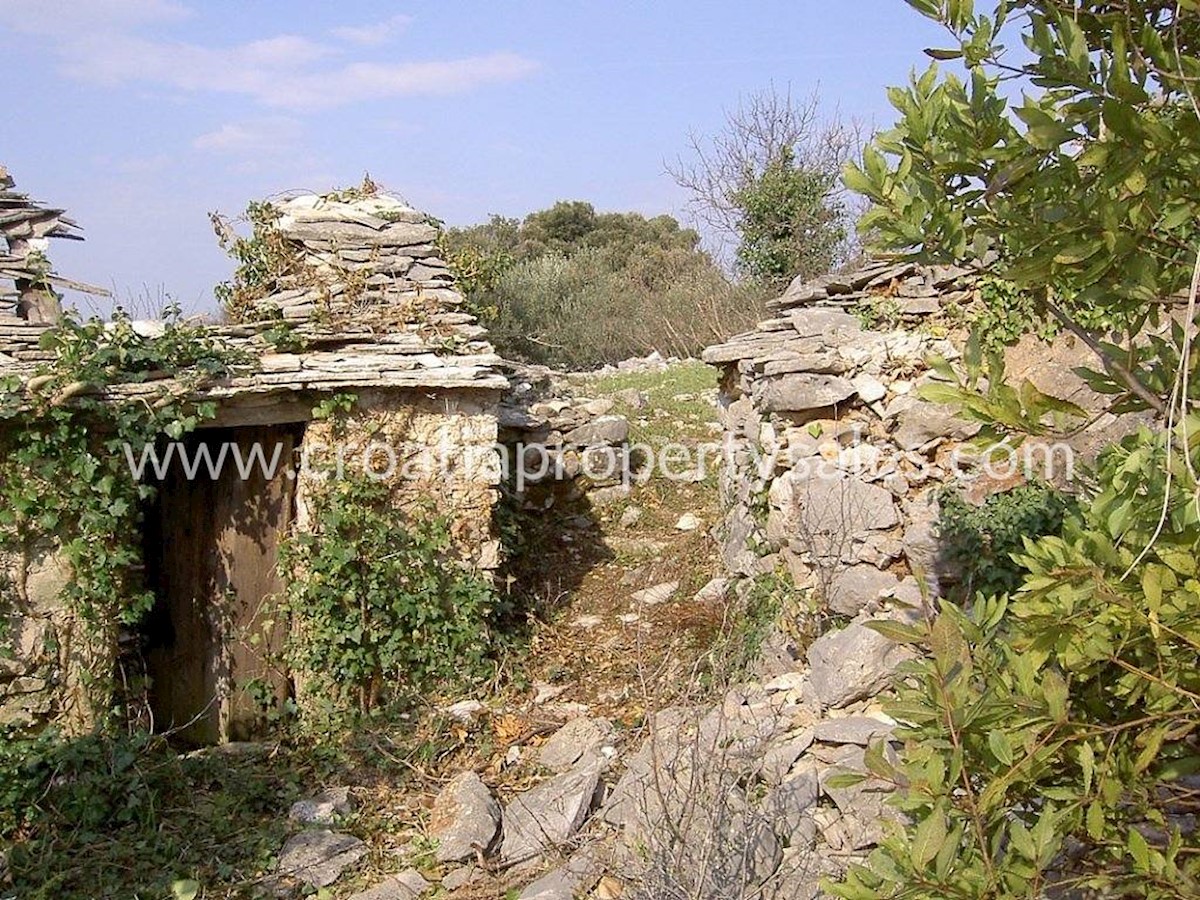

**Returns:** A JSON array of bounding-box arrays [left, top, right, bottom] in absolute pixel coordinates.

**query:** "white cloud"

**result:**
[[331, 14, 412, 47], [0, 0, 190, 33], [193, 117, 302, 154], [0, 1, 537, 111]]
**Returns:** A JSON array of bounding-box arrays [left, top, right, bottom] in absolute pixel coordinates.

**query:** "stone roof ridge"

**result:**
[[767, 258, 980, 314], [702, 258, 979, 369]]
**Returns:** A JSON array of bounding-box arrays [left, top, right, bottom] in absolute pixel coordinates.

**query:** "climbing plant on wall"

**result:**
[[0, 307, 247, 713], [278, 468, 504, 720]]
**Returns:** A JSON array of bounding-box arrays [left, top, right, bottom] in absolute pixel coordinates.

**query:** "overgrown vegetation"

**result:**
[[833, 427, 1200, 899], [0, 308, 244, 673], [279, 474, 507, 718], [441, 201, 770, 368], [937, 482, 1070, 601], [832, 2, 1200, 896]]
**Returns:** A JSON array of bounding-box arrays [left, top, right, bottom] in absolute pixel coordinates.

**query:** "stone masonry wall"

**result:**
[[295, 387, 504, 570]]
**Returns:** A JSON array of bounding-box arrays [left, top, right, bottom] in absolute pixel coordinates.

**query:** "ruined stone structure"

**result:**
[[0, 184, 507, 742], [702, 261, 1145, 607]]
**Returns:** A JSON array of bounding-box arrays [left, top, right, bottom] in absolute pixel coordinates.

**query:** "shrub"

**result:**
[[473, 246, 768, 369], [831, 427, 1200, 899], [441, 202, 772, 369], [937, 482, 1070, 601], [279, 477, 503, 716]]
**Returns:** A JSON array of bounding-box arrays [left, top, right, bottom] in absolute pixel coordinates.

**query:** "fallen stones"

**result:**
[[349, 869, 431, 899], [630, 582, 679, 606], [430, 772, 501, 863], [806, 622, 911, 708], [501, 759, 604, 863], [518, 850, 604, 899], [538, 718, 613, 772], [288, 787, 352, 825], [441, 699, 485, 722], [564, 415, 630, 448], [693, 576, 730, 604], [277, 829, 366, 888]]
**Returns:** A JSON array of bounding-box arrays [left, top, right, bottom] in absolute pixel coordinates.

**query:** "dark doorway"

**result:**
[[141, 423, 302, 744]]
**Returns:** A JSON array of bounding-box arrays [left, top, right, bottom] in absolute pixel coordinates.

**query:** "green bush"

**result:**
[[279, 477, 504, 715], [831, 427, 1200, 899], [937, 482, 1070, 601], [470, 246, 766, 369], [441, 201, 771, 369]]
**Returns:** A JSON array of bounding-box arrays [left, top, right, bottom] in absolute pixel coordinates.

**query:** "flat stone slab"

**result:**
[[278, 829, 365, 888], [812, 716, 896, 746], [348, 868, 431, 899], [501, 760, 603, 864], [430, 772, 501, 863], [630, 582, 679, 606], [538, 718, 613, 772]]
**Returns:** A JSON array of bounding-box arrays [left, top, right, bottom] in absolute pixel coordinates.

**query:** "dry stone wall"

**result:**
[[236, 192, 470, 332], [702, 260, 1135, 608], [0, 186, 511, 737]]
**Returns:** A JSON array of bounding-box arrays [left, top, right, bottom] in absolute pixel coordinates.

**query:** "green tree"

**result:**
[[440, 202, 762, 367], [670, 86, 860, 286], [732, 144, 847, 284], [828, 4, 1200, 898]]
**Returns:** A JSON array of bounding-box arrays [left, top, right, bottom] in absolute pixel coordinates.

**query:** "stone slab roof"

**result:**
[[702, 259, 978, 373]]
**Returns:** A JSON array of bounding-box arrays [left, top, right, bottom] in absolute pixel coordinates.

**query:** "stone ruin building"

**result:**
[[702, 260, 1140, 615], [0, 173, 509, 743]]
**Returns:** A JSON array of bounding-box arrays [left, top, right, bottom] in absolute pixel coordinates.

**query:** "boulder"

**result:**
[[806, 622, 911, 708], [277, 830, 366, 888], [501, 759, 603, 863], [430, 772, 501, 863], [825, 567, 901, 617]]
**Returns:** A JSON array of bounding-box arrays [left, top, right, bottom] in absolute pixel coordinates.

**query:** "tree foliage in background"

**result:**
[[670, 86, 860, 286], [441, 201, 769, 368], [830, 3, 1200, 897]]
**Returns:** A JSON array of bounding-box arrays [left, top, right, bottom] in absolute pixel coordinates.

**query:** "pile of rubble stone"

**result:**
[[224, 190, 476, 340]]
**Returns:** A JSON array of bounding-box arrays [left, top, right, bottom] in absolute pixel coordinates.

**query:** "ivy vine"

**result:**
[[0, 307, 248, 683]]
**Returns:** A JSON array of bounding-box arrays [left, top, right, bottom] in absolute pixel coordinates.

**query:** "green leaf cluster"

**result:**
[[938, 482, 1071, 600], [731, 144, 848, 286], [278, 475, 506, 717], [0, 309, 245, 645], [845, 1, 1200, 359], [831, 425, 1200, 898]]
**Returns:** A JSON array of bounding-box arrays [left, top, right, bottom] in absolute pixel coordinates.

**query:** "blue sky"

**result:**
[[0, 0, 948, 314]]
